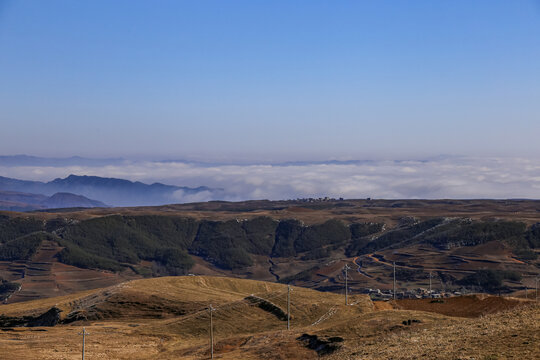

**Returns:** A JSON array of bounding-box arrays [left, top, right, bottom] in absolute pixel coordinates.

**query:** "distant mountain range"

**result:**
[[0, 175, 214, 207], [0, 190, 106, 211], [0, 154, 462, 168], [0, 155, 125, 167]]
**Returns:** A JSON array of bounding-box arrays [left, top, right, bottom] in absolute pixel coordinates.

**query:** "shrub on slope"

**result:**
[[271, 219, 303, 257], [58, 215, 197, 272], [421, 220, 527, 249], [457, 269, 522, 292], [0, 232, 49, 260], [294, 219, 350, 253], [242, 216, 278, 255], [346, 222, 385, 256], [525, 223, 540, 248], [56, 243, 123, 272], [189, 220, 253, 269], [0, 215, 44, 243], [359, 218, 445, 254]]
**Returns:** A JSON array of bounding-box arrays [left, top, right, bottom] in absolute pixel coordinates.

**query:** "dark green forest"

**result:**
[[0, 214, 538, 278]]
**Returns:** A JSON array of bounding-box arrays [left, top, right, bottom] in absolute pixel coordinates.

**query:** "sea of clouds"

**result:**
[[2, 156, 540, 202]]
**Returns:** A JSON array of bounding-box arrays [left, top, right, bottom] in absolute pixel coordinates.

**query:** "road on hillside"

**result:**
[[352, 256, 374, 278], [363, 253, 476, 274]]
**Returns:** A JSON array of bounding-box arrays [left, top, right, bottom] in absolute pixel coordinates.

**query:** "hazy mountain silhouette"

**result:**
[[41, 192, 106, 209], [0, 155, 124, 167], [0, 175, 212, 207], [0, 190, 106, 211]]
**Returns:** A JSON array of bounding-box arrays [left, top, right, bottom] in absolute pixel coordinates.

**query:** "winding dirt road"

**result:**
[[362, 253, 476, 274]]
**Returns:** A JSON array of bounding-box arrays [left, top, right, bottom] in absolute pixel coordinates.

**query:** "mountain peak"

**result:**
[[0, 174, 215, 207], [41, 192, 107, 209]]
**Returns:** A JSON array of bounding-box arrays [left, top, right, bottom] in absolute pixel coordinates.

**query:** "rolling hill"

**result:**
[[0, 276, 536, 359], [0, 199, 538, 304]]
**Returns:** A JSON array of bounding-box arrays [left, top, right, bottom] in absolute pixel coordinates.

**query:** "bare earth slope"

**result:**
[[0, 239, 136, 303]]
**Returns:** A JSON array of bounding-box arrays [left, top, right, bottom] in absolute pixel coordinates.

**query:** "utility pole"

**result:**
[[393, 262, 396, 300], [287, 284, 291, 330], [344, 264, 351, 305], [78, 327, 89, 360], [209, 304, 214, 359], [429, 272, 432, 296]]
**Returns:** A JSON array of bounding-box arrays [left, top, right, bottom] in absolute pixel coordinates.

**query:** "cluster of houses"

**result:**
[[295, 197, 344, 202], [362, 287, 463, 300]]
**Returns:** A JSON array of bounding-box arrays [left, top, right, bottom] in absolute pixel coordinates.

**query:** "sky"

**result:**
[[1, 0, 539, 161]]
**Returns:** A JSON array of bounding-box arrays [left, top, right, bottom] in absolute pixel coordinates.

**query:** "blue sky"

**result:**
[[1, 0, 539, 160]]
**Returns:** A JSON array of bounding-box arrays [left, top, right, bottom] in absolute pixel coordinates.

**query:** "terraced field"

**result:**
[[0, 240, 134, 304]]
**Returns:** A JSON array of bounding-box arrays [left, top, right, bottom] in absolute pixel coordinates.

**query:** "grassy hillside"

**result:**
[[54, 215, 382, 271], [0, 200, 539, 300], [0, 276, 536, 359], [53, 214, 539, 276], [328, 301, 539, 360]]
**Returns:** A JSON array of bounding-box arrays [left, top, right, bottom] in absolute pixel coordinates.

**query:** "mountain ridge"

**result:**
[[0, 190, 106, 211], [0, 174, 214, 207], [0, 199, 538, 304]]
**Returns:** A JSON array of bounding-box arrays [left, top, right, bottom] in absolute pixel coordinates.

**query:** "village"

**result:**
[[363, 287, 463, 300]]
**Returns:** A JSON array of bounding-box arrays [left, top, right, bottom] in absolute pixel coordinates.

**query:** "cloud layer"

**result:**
[[2, 156, 540, 202]]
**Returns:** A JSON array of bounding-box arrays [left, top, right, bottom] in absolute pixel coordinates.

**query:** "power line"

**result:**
[[393, 261, 396, 300], [209, 304, 214, 360], [157, 287, 291, 337], [199, 289, 291, 357], [344, 264, 351, 305], [287, 284, 292, 330], [78, 327, 89, 360]]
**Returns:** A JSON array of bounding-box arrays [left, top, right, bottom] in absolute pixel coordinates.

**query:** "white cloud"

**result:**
[[2, 156, 540, 201], [172, 189, 215, 203]]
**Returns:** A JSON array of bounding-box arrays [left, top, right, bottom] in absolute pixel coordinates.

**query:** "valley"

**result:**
[[3, 1, 539, 358], [0, 199, 538, 304]]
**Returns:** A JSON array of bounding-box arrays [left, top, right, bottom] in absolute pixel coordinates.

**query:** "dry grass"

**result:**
[[0, 276, 374, 359], [329, 303, 540, 360], [6, 198, 540, 225], [0, 276, 538, 360], [394, 294, 533, 318]]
